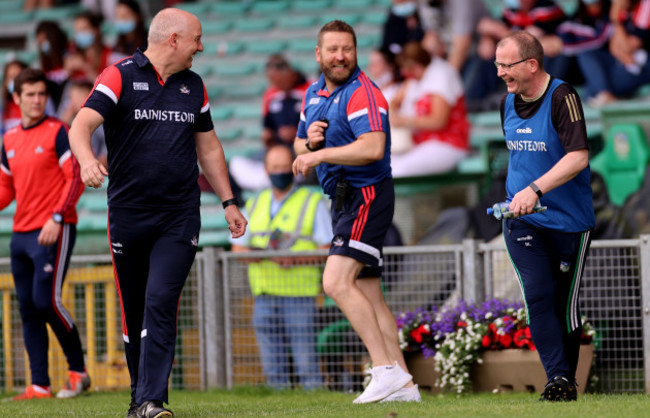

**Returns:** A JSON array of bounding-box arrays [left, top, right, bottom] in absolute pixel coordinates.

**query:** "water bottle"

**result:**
[[486, 201, 547, 220]]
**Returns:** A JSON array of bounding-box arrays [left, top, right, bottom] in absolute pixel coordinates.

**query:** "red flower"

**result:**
[[513, 329, 528, 348], [527, 339, 536, 351], [499, 333, 512, 348], [410, 324, 429, 343], [481, 334, 492, 348], [524, 327, 532, 339], [457, 321, 467, 328]]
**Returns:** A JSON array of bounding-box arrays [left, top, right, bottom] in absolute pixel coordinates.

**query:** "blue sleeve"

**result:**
[[54, 125, 70, 158]]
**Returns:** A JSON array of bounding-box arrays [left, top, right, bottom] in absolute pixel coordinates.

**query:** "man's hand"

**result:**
[[293, 152, 322, 177], [306, 120, 328, 150], [509, 186, 540, 218], [38, 219, 61, 246], [79, 158, 109, 189], [225, 205, 248, 238]]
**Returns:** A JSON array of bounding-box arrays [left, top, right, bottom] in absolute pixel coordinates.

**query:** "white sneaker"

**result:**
[[353, 362, 412, 404], [379, 384, 422, 403]]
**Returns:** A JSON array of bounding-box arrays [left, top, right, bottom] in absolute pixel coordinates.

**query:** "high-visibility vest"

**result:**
[[247, 187, 324, 297]]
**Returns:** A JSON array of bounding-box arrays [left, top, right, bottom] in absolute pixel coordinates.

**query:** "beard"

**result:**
[[319, 59, 356, 87]]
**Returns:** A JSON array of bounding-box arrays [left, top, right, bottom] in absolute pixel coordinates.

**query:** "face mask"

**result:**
[[392, 1, 418, 17], [40, 40, 51, 54], [115, 19, 136, 35], [269, 172, 294, 190], [7, 80, 13, 95], [504, 0, 520, 9], [74, 31, 96, 49]]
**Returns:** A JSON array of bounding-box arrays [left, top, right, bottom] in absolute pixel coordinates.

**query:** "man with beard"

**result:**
[[292, 20, 419, 403]]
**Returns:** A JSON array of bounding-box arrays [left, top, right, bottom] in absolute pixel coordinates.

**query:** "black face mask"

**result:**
[[269, 172, 294, 190]]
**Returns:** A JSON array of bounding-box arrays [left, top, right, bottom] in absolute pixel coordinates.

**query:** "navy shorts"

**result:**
[[329, 177, 394, 277]]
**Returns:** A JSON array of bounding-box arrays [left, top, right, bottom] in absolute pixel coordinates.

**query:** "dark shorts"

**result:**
[[329, 177, 394, 277]]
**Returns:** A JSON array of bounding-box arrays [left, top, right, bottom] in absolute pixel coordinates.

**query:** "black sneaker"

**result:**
[[126, 397, 138, 418], [539, 376, 577, 402], [136, 400, 173, 418]]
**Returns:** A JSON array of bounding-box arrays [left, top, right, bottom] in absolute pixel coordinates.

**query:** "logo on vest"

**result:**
[[180, 84, 190, 95], [133, 82, 149, 91], [6, 150, 14, 159], [516, 127, 533, 134], [121, 60, 133, 66], [134, 108, 195, 123], [35, 146, 44, 154], [309, 97, 321, 105], [191, 236, 198, 246], [332, 235, 345, 247]]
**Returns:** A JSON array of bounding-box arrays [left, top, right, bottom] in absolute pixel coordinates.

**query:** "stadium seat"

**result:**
[[232, 104, 262, 120], [291, 0, 333, 13], [213, 62, 257, 78], [220, 83, 267, 100], [211, 105, 234, 121], [234, 18, 275, 32], [200, 211, 229, 230], [590, 123, 650, 206], [211, 2, 250, 17], [0, 218, 12, 234], [202, 20, 233, 35], [362, 11, 387, 26], [318, 13, 362, 26], [206, 85, 222, 101], [203, 41, 245, 56], [0, 10, 33, 25], [287, 38, 317, 53], [243, 124, 263, 141], [333, 0, 374, 9], [175, 2, 211, 16], [245, 40, 287, 55], [276, 15, 317, 30], [0, 0, 22, 13], [79, 192, 108, 212], [33, 4, 83, 21], [250, 1, 290, 15], [200, 192, 221, 206], [216, 127, 243, 143], [198, 230, 230, 247]]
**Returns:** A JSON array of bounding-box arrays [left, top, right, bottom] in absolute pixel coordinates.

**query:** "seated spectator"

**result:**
[[541, 0, 617, 106], [382, 0, 426, 54], [367, 47, 402, 103], [58, 80, 107, 167], [231, 145, 331, 390], [1, 60, 28, 134], [230, 55, 312, 191], [35, 21, 70, 110], [65, 10, 126, 82], [389, 42, 470, 177], [113, 0, 148, 56]]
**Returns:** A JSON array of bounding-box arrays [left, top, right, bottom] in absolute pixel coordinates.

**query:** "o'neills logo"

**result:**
[[516, 127, 532, 134], [134, 109, 195, 123]]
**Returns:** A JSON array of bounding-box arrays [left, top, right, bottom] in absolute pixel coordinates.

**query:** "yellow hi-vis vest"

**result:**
[[247, 187, 324, 297]]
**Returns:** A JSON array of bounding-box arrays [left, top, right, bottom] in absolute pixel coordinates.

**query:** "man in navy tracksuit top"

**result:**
[[69, 8, 247, 418], [496, 31, 595, 402], [292, 20, 417, 404]]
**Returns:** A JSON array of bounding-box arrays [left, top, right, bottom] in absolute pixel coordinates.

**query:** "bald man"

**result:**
[[69, 8, 247, 418]]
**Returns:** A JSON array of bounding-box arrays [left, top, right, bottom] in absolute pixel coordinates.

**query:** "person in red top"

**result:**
[[0, 68, 89, 401]]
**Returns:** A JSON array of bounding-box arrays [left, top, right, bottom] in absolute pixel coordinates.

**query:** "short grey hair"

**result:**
[[148, 8, 189, 44]]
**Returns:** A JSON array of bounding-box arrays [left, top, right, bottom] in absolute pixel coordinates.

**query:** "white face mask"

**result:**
[[392, 1, 418, 17], [504, 0, 520, 9]]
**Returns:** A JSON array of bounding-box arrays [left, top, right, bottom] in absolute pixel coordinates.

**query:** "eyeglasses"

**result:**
[[494, 58, 529, 70]]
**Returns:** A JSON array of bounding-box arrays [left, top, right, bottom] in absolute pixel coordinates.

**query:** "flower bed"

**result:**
[[397, 298, 596, 394]]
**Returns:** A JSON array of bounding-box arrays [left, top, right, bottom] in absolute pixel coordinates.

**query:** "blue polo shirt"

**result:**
[[83, 49, 214, 209], [297, 67, 392, 198]]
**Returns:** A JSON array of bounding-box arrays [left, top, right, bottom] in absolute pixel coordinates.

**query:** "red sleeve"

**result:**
[[84, 65, 122, 107], [346, 73, 388, 132], [53, 144, 84, 221], [0, 170, 15, 211]]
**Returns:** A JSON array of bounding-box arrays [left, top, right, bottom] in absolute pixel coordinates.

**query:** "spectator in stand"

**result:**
[[606, 0, 650, 96], [418, 0, 494, 111], [389, 42, 470, 177], [541, 0, 616, 107], [230, 55, 312, 191], [65, 10, 126, 82], [367, 47, 402, 104], [382, 0, 426, 54], [473, 0, 567, 108], [231, 145, 331, 390], [113, 0, 148, 56], [1, 60, 28, 135], [58, 80, 107, 167], [35, 21, 70, 110]]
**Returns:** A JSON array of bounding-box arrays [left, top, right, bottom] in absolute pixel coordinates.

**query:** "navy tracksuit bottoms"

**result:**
[[108, 206, 200, 404], [10, 224, 85, 387], [503, 218, 592, 382]]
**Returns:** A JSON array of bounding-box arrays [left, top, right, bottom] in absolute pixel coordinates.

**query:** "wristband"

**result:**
[[529, 182, 543, 199], [305, 138, 316, 152], [222, 197, 239, 209]]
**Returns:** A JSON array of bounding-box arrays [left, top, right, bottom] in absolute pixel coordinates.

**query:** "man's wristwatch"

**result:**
[[529, 182, 543, 199], [52, 213, 63, 224], [305, 138, 316, 152], [222, 197, 239, 209]]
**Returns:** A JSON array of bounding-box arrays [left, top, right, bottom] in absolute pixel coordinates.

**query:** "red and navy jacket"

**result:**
[[83, 49, 214, 210], [297, 67, 391, 198], [0, 116, 83, 232]]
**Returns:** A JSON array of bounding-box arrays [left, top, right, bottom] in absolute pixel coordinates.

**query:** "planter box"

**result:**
[[406, 345, 594, 394]]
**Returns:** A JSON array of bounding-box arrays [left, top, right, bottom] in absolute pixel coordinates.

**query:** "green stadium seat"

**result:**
[[0, 10, 34, 25], [333, 0, 374, 9], [213, 62, 257, 78], [77, 213, 107, 232], [287, 38, 317, 53], [221, 83, 267, 100], [318, 13, 362, 26], [0, 1, 23, 13], [2, 201, 16, 215], [250, 1, 290, 15], [175, 2, 211, 15], [201, 211, 229, 230], [0, 218, 13, 234], [357, 34, 381, 49], [276, 15, 317, 30], [200, 192, 221, 206], [203, 41, 245, 56], [211, 2, 250, 17], [232, 104, 262, 120], [216, 127, 243, 142], [362, 11, 387, 26], [191, 60, 214, 78], [80, 192, 108, 212], [245, 40, 287, 55], [202, 20, 233, 35], [206, 85, 222, 101], [198, 230, 230, 247], [243, 124, 263, 141], [234, 18, 275, 32], [291, 0, 333, 13], [590, 123, 650, 206], [33, 4, 83, 21], [211, 105, 234, 121]]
